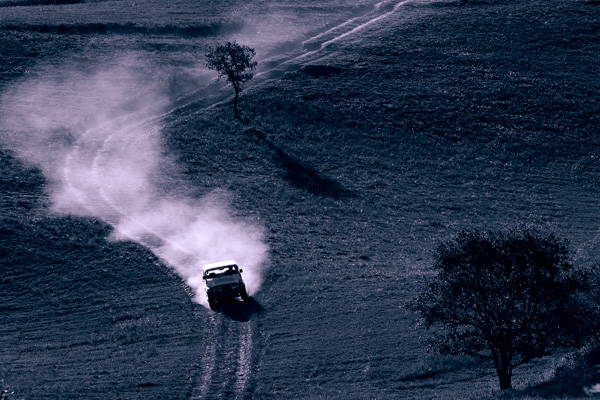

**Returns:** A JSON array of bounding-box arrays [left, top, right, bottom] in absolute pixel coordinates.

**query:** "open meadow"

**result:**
[[1, 0, 599, 398]]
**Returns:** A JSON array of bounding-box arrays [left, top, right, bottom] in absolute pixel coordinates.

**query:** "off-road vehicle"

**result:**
[[202, 260, 248, 309]]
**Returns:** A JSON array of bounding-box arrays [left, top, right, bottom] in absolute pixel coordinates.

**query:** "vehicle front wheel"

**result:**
[[208, 295, 217, 310], [240, 288, 249, 301]]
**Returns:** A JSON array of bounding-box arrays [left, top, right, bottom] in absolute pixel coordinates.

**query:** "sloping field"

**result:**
[[1, 0, 599, 399]]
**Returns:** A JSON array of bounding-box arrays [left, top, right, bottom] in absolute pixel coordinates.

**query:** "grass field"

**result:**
[[1, 0, 600, 398]]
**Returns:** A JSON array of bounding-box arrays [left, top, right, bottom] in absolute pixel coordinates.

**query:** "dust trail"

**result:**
[[0, 56, 268, 306]]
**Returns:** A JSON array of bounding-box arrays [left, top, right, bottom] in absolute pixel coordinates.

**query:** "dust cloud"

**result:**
[[0, 55, 268, 306]]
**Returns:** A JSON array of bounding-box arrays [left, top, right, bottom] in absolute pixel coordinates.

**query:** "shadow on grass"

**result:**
[[245, 128, 354, 199], [213, 297, 264, 322]]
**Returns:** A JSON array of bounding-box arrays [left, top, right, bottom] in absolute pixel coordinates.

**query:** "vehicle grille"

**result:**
[[214, 283, 240, 292]]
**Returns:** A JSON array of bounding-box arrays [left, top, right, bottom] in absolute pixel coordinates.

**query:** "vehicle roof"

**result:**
[[202, 260, 238, 271]]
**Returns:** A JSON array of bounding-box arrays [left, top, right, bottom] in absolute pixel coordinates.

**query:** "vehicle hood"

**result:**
[[205, 275, 243, 289]]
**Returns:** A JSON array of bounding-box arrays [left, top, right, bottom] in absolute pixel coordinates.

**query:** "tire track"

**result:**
[[234, 321, 253, 398], [298, 0, 392, 47], [198, 316, 254, 400], [190, 311, 220, 400], [296, 0, 411, 60]]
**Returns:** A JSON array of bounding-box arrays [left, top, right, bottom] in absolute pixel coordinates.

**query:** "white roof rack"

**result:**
[[202, 260, 238, 271]]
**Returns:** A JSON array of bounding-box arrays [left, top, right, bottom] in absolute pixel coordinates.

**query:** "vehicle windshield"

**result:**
[[204, 265, 239, 279]]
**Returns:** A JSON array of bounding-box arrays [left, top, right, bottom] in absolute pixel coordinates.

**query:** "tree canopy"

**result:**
[[409, 228, 586, 390]]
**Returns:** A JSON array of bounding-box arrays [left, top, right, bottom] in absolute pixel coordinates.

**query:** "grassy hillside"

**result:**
[[164, 0, 600, 397], [1, 0, 599, 398]]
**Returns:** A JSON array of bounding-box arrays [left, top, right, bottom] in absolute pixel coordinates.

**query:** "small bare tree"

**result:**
[[205, 41, 257, 120]]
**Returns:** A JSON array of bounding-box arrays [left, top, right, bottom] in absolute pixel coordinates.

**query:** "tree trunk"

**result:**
[[233, 90, 240, 120], [498, 369, 512, 390], [493, 352, 513, 390]]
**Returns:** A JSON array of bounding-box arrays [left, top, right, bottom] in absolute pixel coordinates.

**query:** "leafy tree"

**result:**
[[205, 41, 257, 120], [409, 228, 585, 390]]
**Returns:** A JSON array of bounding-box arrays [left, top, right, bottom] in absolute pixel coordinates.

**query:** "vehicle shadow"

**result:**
[[214, 297, 264, 322], [245, 127, 354, 199]]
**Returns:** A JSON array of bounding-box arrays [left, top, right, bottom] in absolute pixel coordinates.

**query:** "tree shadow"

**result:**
[[213, 297, 264, 322], [245, 128, 354, 198]]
